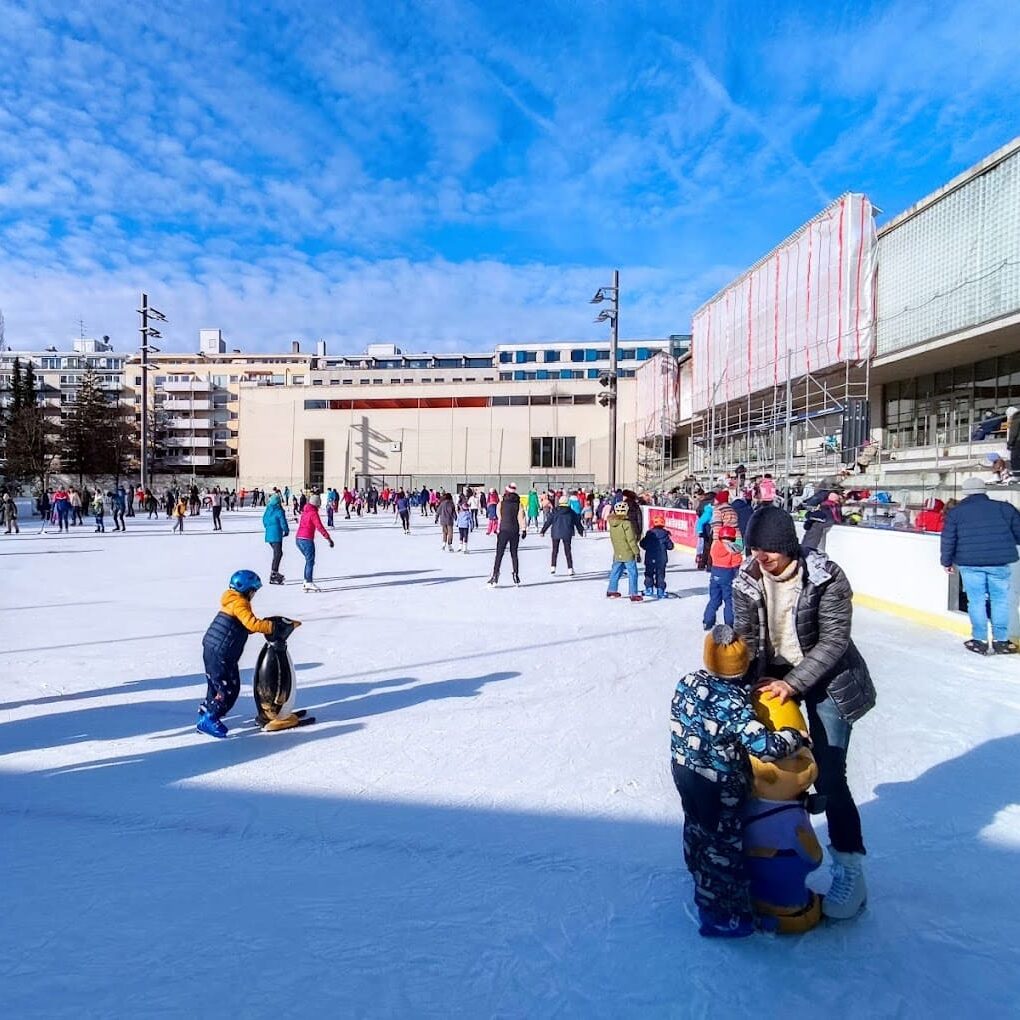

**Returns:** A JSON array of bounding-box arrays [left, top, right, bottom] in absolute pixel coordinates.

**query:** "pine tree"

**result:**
[[5, 358, 57, 490], [60, 365, 109, 485]]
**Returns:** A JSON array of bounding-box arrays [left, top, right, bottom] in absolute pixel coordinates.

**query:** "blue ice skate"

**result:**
[[656, 587, 667, 599], [197, 713, 228, 738], [697, 907, 755, 939], [644, 586, 654, 597]]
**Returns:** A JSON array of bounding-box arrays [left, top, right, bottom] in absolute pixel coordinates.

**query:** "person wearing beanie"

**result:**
[[607, 501, 642, 600], [733, 505, 875, 921], [941, 477, 1020, 655], [670, 624, 809, 938]]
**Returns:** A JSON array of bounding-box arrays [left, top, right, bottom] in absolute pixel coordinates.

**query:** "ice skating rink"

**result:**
[[2, 509, 1019, 1017]]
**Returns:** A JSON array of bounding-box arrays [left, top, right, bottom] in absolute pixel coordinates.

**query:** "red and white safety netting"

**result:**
[[691, 193, 877, 412]]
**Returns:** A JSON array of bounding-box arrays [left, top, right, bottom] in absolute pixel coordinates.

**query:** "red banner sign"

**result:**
[[643, 506, 699, 549]]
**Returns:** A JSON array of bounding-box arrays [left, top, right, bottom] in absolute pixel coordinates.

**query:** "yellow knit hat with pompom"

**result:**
[[703, 624, 751, 679]]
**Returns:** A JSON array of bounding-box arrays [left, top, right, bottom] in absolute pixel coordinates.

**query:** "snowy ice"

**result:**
[[2, 508, 1020, 1017]]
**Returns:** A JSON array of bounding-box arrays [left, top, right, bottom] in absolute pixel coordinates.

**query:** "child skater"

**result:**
[[173, 496, 187, 533], [456, 499, 473, 552], [703, 524, 743, 630], [197, 570, 274, 738], [640, 512, 674, 598], [670, 625, 809, 937]]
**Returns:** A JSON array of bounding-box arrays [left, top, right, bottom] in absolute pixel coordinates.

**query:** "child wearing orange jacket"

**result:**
[[703, 524, 743, 630]]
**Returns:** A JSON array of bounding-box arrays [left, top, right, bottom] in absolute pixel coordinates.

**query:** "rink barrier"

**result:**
[[644, 505, 1017, 637]]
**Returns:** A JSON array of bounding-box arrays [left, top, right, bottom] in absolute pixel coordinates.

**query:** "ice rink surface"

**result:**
[[2, 508, 1019, 1018]]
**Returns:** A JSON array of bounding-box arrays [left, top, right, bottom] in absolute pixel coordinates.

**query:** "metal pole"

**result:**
[[609, 268, 619, 491], [785, 347, 793, 498], [139, 292, 149, 491]]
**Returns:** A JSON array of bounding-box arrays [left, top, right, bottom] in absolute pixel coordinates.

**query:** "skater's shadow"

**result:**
[[0, 663, 324, 713], [304, 670, 520, 720], [4, 730, 1019, 1014]]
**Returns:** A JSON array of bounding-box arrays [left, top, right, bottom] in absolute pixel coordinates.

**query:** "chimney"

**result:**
[[316, 339, 326, 358], [291, 340, 301, 354]]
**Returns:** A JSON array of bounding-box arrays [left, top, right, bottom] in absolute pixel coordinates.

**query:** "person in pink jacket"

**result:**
[[296, 494, 334, 592]]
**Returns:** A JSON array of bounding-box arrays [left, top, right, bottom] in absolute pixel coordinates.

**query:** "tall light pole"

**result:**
[[137, 293, 166, 491], [591, 269, 620, 490]]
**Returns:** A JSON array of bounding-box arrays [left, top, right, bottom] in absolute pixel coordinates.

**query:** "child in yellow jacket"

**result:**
[[197, 570, 274, 737], [173, 498, 187, 533]]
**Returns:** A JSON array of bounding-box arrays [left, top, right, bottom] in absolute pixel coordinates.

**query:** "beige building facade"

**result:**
[[238, 377, 640, 492]]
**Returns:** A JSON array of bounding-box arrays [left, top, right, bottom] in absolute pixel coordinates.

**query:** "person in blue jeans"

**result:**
[[940, 476, 1020, 655], [607, 501, 642, 601]]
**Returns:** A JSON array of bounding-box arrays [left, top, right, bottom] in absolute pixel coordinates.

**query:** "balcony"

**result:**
[[164, 418, 214, 430], [164, 378, 214, 394], [163, 398, 213, 411], [163, 435, 214, 449], [158, 454, 215, 468]]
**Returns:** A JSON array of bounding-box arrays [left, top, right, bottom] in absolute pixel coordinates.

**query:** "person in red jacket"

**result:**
[[296, 494, 334, 592], [915, 498, 945, 534], [703, 525, 743, 629]]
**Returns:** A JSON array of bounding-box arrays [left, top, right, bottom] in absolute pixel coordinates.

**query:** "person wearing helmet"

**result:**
[[607, 500, 642, 601], [197, 570, 274, 738]]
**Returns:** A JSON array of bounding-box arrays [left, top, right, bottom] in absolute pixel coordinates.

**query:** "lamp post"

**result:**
[[590, 270, 619, 490], [137, 293, 167, 491]]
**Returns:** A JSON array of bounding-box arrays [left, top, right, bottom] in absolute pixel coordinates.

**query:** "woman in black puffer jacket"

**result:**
[[733, 505, 876, 922]]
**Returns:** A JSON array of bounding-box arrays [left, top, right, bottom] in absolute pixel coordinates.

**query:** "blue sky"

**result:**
[[0, 0, 1017, 353]]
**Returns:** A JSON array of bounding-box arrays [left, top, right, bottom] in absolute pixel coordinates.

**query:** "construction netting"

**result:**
[[691, 193, 877, 412]]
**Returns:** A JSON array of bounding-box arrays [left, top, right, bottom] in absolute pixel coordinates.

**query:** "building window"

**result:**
[[515, 350, 537, 364], [135, 376, 142, 385], [422, 377, 431, 383], [452, 377, 462, 383], [559, 369, 573, 379], [499, 372, 512, 381], [513, 371, 525, 381], [531, 436, 576, 468], [491, 395, 511, 406], [305, 439, 325, 490], [342, 379, 353, 385], [570, 349, 585, 363], [391, 378, 402, 384], [537, 370, 549, 380], [543, 350, 560, 363], [587, 369, 600, 379], [636, 347, 651, 360], [619, 349, 635, 360], [372, 379, 384, 385], [313, 378, 323, 386], [304, 400, 328, 410], [573, 394, 596, 405], [499, 352, 513, 364]]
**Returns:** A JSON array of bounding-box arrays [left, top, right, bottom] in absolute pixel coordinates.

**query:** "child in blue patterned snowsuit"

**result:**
[[670, 625, 809, 937]]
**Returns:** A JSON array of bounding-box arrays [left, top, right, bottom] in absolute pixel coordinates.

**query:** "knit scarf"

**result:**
[[761, 558, 804, 668]]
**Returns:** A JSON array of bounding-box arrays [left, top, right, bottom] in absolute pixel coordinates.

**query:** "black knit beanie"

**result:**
[[745, 505, 801, 557]]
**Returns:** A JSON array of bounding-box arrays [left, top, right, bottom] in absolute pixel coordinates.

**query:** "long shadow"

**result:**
[[1, 733, 1017, 1014], [0, 548, 102, 556], [0, 671, 518, 758], [0, 662, 324, 712]]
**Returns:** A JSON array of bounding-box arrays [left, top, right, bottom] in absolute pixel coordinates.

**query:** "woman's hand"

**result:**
[[759, 679, 796, 704]]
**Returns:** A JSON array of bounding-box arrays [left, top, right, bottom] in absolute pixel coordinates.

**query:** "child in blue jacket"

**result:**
[[456, 501, 474, 552], [198, 570, 274, 738], [640, 512, 674, 598], [671, 625, 808, 937]]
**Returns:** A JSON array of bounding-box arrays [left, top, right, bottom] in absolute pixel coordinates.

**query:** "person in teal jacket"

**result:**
[[263, 491, 290, 584]]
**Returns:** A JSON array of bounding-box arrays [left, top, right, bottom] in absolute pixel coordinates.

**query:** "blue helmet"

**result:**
[[229, 569, 262, 595]]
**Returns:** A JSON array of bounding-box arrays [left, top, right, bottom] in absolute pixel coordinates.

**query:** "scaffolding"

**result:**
[[689, 359, 872, 484], [688, 193, 877, 486]]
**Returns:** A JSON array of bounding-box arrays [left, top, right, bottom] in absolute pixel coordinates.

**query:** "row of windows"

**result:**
[[498, 347, 656, 365], [498, 369, 635, 381], [304, 394, 597, 411]]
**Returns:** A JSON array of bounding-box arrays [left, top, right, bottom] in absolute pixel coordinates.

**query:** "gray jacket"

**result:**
[[732, 551, 876, 723]]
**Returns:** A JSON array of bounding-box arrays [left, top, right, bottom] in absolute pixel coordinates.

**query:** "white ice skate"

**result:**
[[822, 848, 867, 919], [568, 568, 575, 576], [303, 582, 321, 593], [549, 566, 556, 574]]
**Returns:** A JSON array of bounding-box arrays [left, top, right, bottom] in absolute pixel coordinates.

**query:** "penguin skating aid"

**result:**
[[253, 617, 316, 731]]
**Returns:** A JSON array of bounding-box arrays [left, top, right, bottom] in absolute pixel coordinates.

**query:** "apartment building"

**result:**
[[121, 329, 312, 476], [0, 336, 128, 418]]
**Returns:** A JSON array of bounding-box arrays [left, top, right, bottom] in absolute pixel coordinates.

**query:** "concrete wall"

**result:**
[[238, 379, 640, 491]]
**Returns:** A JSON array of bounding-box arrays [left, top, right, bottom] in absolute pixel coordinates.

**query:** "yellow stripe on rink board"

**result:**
[[853, 593, 972, 636]]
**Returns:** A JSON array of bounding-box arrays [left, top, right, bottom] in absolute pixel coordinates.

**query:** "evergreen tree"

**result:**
[[99, 399, 139, 489], [60, 365, 110, 485], [4, 358, 57, 489]]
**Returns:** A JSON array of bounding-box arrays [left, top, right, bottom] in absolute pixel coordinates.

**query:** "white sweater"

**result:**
[[761, 559, 804, 668]]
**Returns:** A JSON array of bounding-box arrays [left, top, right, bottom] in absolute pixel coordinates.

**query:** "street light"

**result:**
[[588, 270, 620, 489], [137, 293, 167, 492]]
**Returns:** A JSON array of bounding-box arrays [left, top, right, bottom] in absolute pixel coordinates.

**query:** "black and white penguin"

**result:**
[[253, 617, 315, 731]]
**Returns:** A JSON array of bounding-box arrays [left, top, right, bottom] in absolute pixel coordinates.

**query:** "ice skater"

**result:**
[[487, 484, 525, 587], [606, 500, 641, 601], [670, 625, 808, 937], [639, 512, 674, 598], [541, 495, 583, 575], [197, 570, 275, 738], [296, 493, 334, 592]]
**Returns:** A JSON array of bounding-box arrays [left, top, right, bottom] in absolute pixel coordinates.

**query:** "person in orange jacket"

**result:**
[[197, 570, 275, 737], [703, 524, 743, 629]]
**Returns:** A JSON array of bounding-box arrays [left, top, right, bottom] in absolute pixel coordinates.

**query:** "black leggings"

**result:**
[[270, 540, 283, 574], [551, 537, 573, 568], [492, 530, 520, 579]]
